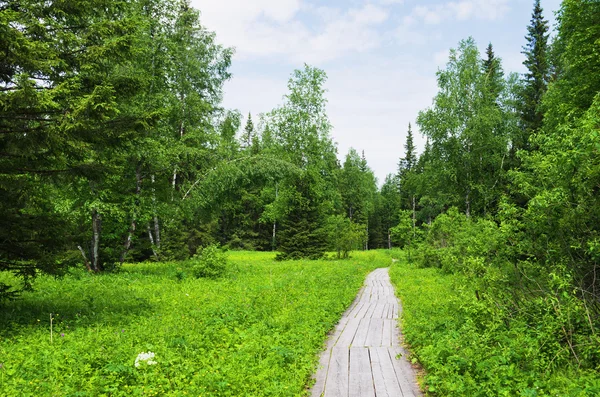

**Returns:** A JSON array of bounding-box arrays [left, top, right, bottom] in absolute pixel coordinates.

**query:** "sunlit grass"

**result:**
[[0, 250, 390, 396]]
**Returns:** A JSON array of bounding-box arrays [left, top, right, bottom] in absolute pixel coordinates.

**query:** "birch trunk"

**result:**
[[77, 246, 92, 272], [151, 175, 161, 250], [147, 225, 160, 261], [120, 166, 142, 264], [91, 209, 101, 272]]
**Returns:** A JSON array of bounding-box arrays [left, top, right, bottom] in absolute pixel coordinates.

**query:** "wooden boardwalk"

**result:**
[[311, 268, 422, 397]]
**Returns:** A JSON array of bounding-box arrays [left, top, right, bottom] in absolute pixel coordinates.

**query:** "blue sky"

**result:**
[[191, 0, 562, 184]]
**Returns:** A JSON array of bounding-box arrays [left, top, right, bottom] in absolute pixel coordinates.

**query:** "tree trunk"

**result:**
[[153, 215, 161, 250], [387, 230, 391, 250], [171, 168, 177, 201], [90, 209, 101, 272], [150, 174, 161, 250], [272, 183, 278, 251], [147, 225, 160, 261], [120, 166, 142, 264], [77, 246, 92, 272], [412, 195, 416, 239]]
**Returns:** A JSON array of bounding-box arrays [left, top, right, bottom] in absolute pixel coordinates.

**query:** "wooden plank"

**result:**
[[349, 348, 375, 397], [355, 301, 374, 319], [370, 346, 403, 397], [336, 318, 361, 347], [311, 347, 332, 397], [323, 347, 349, 397], [352, 318, 370, 347], [327, 316, 350, 349], [388, 346, 422, 396], [364, 302, 378, 318], [372, 303, 386, 319], [391, 319, 401, 347], [346, 301, 365, 319], [382, 319, 393, 347], [365, 318, 384, 347]]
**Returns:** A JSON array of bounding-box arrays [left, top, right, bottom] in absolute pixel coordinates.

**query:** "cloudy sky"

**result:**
[[191, 0, 562, 184]]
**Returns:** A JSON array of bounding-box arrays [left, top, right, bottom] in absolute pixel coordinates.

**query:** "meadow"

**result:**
[[0, 251, 389, 396]]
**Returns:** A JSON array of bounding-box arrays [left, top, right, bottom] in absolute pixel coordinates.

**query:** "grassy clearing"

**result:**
[[389, 251, 600, 397], [0, 250, 389, 396]]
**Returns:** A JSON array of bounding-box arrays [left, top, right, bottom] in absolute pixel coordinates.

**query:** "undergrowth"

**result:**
[[0, 251, 387, 396], [389, 251, 600, 396]]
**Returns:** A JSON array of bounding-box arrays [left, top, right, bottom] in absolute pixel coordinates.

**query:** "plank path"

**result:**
[[310, 267, 422, 397]]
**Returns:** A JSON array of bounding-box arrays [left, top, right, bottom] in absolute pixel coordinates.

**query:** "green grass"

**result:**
[[0, 251, 390, 396], [389, 251, 600, 397]]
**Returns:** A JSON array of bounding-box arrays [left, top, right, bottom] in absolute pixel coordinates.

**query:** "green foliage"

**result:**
[[415, 37, 513, 218], [390, 210, 419, 250], [0, 251, 387, 395], [276, 170, 329, 261], [413, 207, 503, 276], [390, 255, 600, 396], [190, 245, 228, 279], [326, 215, 366, 259]]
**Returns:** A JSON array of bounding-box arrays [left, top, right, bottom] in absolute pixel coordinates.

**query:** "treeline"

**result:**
[[0, 0, 384, 296], [389, 0, 600, 383]]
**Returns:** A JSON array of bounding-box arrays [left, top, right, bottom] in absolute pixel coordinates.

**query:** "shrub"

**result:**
[[326, 215, 366, 259], [190, 245, 227, 279]]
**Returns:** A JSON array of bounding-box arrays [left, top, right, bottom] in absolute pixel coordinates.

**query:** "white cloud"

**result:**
[[193, 0, 391, 63], [407, 0, 510, 25]]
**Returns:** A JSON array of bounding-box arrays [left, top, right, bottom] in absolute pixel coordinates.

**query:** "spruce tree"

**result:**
[[242, 113, 254, 149], [520, 0, 549, 137], [399, 123, 417, 173], [483, 43, 504, 101], [276, 170, 328, 260]]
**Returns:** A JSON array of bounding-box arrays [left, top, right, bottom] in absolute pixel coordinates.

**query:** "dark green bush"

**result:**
[[190, 245, 227, 279]]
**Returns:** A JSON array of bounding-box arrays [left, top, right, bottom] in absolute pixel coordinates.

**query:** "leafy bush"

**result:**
[[326, 215, 366, 259], [190, 245, 228, 279], [391, 251, 600, 396]]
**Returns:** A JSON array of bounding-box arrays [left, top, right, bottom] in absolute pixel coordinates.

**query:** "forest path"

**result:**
[[310, 267, 422, 397]]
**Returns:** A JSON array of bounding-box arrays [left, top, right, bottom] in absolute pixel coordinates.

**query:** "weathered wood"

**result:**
[[349, 348, 375, 397], [352, 318, 370, 347], [365, 318, 384, 347], [312, 347, 332, 396], [389, 346, 421, 397], [371, 346, 404, 396], [323, 347, 349, 397], [382, 319, 393, 346], [336, 318, 361, 347], [310, 267, 422, 396]]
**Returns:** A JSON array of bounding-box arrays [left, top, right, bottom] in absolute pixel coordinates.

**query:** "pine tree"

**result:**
[[520, 0, 549, 137], [242, 113, 254, 149]]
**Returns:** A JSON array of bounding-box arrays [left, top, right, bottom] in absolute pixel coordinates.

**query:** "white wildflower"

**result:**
[[135, 351, 157, 367]]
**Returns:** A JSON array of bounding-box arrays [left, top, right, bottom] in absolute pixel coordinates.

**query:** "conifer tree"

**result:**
[[520, 0, 549, 138], [242, 113, 254, 149], [483, 43, 504, 101], [275, 170, 328, 260], [397, 123, 417, 209]]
